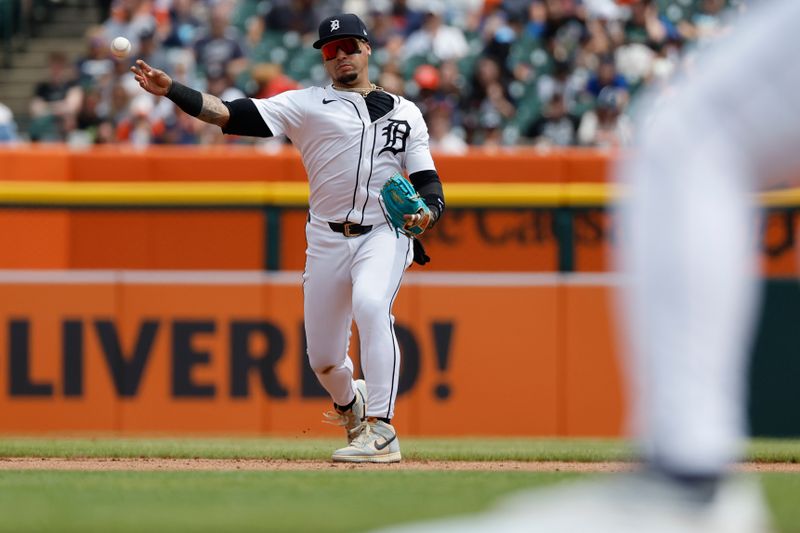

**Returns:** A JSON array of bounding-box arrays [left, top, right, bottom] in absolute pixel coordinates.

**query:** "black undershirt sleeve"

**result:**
[[165, 80, 203, 117], [221, 99, 273, 138], [409, 169, 445, 227]]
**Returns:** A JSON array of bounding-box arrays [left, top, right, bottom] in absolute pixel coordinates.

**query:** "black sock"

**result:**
[[650, 464, 721, 503], [334, 395, 356, 412]]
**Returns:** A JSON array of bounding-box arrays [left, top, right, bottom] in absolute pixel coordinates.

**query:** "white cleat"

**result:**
[[322, 379, 367, 444], [373, 472, 772, 532], [332, 419, 401, 463]]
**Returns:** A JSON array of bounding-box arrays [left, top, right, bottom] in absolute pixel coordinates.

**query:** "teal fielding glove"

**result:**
[[380, 173, 432, 236]]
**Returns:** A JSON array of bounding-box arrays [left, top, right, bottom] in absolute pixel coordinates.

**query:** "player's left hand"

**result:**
[[403, 206, 432, 233]]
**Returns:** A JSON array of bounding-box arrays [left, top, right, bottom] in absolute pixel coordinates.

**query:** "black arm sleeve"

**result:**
[[409, 169, 445, 227], [221, 99, 273, 138], [165, 80, 203, 117]]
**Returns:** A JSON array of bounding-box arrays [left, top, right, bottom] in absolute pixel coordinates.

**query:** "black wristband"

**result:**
[[166, 80, 203, 117], [423, 194, 443, 226], [410, 170, 445, 228]]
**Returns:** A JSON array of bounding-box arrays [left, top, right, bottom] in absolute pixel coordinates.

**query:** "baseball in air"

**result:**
[[110, 36, 132, 58]]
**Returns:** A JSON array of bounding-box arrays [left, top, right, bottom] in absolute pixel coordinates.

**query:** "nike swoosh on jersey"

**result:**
[[374, 434, 396, 451], [322, 98, 336, 104]]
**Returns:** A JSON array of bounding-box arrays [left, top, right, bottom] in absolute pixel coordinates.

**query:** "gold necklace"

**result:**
[[333, 83, 384, 97]]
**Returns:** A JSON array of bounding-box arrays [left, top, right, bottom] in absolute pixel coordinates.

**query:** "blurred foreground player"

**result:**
[[377, 0, 800, 530]]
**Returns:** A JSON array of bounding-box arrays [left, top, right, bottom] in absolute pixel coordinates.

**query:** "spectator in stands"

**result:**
[[412, 64, 442, 116], [250, 63, 300, 99], [377, 61, 406, 96], [437, 59, 464, 110], [387, 0, 424, 37], [582, 0, 624, 21], [29, 51, 84, 142], [577, 86, 632, 147], [74, 84, 109, 144], [537, 59, 583, 111], [264, 0, 331, 38], [365, 3, 405, 51], [585, 54, 628, 99], [106, 80, 133, 127], [462, 55, 514, 144], [115, 93, 164, 146], [411, 61, 465, 137], [582, 15, 621, 61], [163, 48, 200, 89], [524, 91, 579, 147], [102, 0, 157, 57], [205, 70, 246, 102], [523, 0, 548, 40], [161, 0, 204, 49], [76, 26, 115, 88], [498, 0, 531, 23], [481, 11, 522, 75], [624, 0, 671, 47], [476, 108, 504, 148], [194, 7, 247, 81], [0, 103, 19, 143], [426, 101, 467, 154], [243, 13, 265, 58], [427, 0, 483, 29], [137, 26, 169, 74], [403, 3, 469, 62], [109, 51, 141, 99], [161, 109, 201, 145], [541, 0, 589, 63]]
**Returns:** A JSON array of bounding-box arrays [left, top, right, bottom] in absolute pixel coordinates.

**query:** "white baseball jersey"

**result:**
[[244, 84, 436, 421], [251, 85, 436, 225]]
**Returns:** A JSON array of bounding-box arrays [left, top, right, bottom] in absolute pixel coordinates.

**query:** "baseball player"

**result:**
[[379, 1, 799, 531], [131, 13, 445, 463]]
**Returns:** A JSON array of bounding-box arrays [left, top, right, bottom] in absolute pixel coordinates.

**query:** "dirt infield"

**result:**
[[1, 458, 798, 472]]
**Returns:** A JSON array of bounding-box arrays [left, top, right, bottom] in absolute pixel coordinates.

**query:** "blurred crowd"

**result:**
[[0, 0, 743, 149]]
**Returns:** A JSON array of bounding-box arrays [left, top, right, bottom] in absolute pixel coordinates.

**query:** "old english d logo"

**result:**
[[379, 119, 410, 155]]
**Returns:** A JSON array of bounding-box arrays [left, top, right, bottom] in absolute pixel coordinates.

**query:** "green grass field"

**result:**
[[0, 437, 798, 532]]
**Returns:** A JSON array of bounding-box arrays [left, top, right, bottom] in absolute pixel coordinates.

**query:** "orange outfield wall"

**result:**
[[0, 146, 615, 272], [0, 146, 796, 275], [0, 275, 626, 437]]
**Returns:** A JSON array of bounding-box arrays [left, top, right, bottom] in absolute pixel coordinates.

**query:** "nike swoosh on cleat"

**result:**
[[374, 434, 396, 451], [322, 98, 336, 104]]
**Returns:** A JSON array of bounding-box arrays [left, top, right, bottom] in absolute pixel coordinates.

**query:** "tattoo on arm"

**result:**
[[197, 94, 230, 127]]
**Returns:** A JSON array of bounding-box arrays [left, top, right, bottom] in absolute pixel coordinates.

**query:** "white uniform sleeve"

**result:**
[[403, 106, 436, 174], [250, 90, 306, 139]]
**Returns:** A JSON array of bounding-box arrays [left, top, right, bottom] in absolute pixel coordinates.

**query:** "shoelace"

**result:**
[[322, 410, 365, 441], [350, 420, 374, 446], [322, 410, 351, 427]]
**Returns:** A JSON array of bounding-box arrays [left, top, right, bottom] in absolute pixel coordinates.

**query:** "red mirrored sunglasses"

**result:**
[[321, 38, 364, 61]]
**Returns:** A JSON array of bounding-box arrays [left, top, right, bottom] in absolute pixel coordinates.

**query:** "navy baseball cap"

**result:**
[[313, 13, 370, 49]]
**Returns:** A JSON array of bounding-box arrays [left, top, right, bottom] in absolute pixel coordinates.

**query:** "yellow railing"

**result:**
[[1, 181, 797, 270], [0, 181, 797, 208]]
